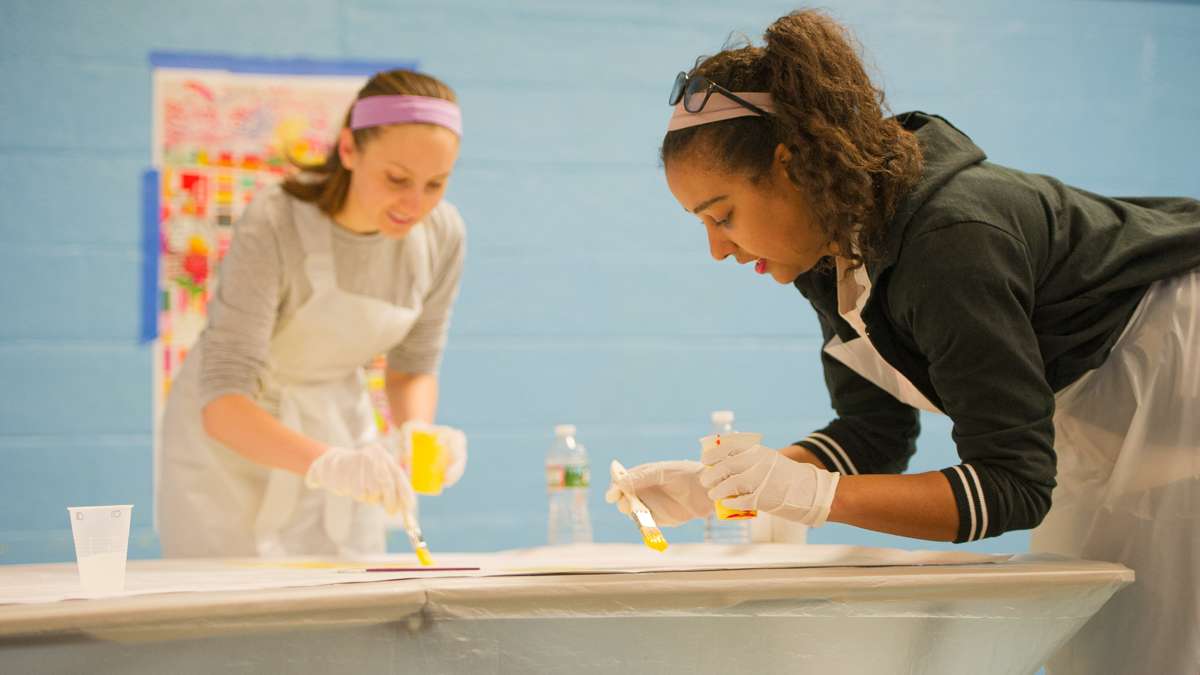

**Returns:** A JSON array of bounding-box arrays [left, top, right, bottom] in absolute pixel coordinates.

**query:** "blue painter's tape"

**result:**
[[140, 169, 159, 344], [148, 51, 418, 76]]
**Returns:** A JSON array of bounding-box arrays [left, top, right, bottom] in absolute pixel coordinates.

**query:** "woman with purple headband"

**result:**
[[157, 70, 470, 558], [606, 10, 1200, 673]]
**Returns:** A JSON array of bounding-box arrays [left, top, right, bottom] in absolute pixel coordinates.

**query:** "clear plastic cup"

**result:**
[[67, 505, 133, 595], [699, 432, 763, 520]]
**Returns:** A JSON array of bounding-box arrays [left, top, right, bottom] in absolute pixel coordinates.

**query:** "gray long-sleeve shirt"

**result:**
[[196, 183, 466, 405]]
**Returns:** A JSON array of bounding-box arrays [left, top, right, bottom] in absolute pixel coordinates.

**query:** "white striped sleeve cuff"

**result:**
[[942, 463, 991, 542], [798, 432, 859, 475]]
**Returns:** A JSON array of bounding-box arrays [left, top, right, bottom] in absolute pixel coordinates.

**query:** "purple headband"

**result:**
[[667, 92, 775, 131], [350, 95, 463, 136]]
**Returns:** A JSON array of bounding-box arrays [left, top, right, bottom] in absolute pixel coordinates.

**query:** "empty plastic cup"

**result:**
[[67, 505, 133, 595]]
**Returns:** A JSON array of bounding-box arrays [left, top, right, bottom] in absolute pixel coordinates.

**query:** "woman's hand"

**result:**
[[305, 443, 417, 515], [700, 444, 840, 527], [605, 460, 713, 526], [391, 422, 469, 487]]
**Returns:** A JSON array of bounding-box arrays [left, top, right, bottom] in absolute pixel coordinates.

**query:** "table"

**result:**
[[0, 544, 1133, 674]]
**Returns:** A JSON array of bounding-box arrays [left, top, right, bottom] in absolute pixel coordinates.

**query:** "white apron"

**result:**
[[157, 205, 421, 558], [826, 259, 1200, 674]]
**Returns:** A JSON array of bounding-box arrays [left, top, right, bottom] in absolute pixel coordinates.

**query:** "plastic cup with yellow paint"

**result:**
[[407, 427, 447, 496], [699, 432, 763, 520]]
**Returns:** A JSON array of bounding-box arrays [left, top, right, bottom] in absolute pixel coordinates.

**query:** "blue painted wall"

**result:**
[[0, 0, 1197, 563]]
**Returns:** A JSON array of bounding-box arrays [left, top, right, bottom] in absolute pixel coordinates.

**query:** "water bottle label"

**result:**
[[547, 464, 589, 488], [563, 465, 589, 488]]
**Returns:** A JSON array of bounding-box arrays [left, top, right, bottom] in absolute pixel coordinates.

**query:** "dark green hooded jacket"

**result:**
[[793, 112, 1200, 542]]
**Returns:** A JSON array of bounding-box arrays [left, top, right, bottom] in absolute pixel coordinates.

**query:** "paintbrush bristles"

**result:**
[[611, 459, 669, 553], [415, 547, 434, 566], [641, 527, 668, 552], [632, 505, 669, 552]]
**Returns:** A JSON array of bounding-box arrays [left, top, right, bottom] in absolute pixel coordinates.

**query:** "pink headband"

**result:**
[[350, 95, 463, 136], [667, 92, 775, 132]]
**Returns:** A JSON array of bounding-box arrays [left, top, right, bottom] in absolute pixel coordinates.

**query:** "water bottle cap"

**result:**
[[710, 410, 734, 424], [554, 424, 577, 437]]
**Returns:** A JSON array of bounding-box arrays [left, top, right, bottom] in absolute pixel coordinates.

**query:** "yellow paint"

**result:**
[[409, 430, 446, 496], [415, 548, 434, 567], [642, 529, 669, 553], [714, 500, 757, 520]]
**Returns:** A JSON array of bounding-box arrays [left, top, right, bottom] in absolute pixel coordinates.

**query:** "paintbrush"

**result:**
[[400, 509, 434, 566], [610, 460, 669, 552]]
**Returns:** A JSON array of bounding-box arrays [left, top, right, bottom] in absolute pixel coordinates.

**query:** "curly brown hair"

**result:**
[[661, 9, 922, 268], [281, 70, 457, 217]]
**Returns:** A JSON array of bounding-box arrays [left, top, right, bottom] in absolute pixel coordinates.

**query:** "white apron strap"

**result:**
[[823, 334, 942, 414]]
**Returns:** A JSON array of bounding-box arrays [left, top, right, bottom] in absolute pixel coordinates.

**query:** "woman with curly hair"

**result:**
[[607, 9, 1200, 673]]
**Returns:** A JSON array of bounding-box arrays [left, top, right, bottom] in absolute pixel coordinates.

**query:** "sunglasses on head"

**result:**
[[668, 71, 772, 118]]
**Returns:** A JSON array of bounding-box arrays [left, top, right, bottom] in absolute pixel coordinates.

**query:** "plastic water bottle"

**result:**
[[704, 410, 752, 544], [546, 424, 593, 545]]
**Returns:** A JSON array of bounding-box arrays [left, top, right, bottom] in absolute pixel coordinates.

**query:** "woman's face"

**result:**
[[665, 144, 832, 284], [337, 123, 460, 238]]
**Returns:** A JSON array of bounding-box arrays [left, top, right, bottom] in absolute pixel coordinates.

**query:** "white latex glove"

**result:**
[[394, 421, 468, 487], [699, 444, 840, 527], [304, 443, 416, 516], [604, 460, 713, 526]]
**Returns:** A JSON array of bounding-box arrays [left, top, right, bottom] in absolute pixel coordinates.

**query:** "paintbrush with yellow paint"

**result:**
[[399, 509, 434, 566], [610, 460, 668, 552]]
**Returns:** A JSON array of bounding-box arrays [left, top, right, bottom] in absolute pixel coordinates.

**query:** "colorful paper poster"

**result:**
[[149, 57, 411, 446]]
